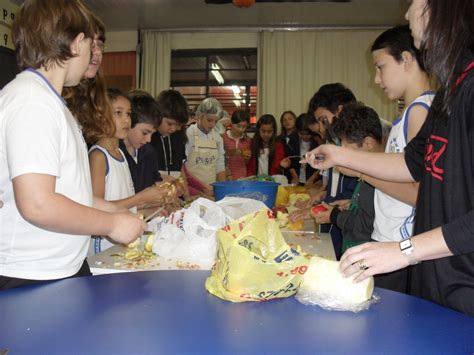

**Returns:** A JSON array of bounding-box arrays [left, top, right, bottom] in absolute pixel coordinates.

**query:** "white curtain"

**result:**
[[140, 31, 171, 97], [258, 30, 397, 123]]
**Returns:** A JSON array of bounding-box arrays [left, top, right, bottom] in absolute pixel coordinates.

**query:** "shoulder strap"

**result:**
[[89, 146, 110, 176], [403, 100, 432, 142]]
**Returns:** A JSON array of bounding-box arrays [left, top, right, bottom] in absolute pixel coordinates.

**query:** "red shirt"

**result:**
[[247, 141, 285, 176], [222, 131, 251, 180]]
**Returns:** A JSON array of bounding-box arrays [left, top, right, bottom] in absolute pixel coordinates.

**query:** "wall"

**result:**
[[171, 32, 257, 50], [102, 31, 139, 92], [0, 0, 17, 50]]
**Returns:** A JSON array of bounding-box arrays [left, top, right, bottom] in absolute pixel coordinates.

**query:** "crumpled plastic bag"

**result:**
[[295, 256, 379, 312], [151, 197, 267, 269], [205, 208, 309, 302]]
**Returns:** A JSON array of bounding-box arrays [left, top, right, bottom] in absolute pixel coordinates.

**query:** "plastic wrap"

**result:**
[[295, 256, 379, 313]]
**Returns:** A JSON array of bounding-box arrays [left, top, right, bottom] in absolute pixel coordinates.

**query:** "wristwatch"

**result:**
[[399, 238, 420, 265]]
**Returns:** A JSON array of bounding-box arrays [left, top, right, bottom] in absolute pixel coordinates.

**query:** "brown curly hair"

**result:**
[[64, 70, 115, 144], [63, 13, 115, 144]]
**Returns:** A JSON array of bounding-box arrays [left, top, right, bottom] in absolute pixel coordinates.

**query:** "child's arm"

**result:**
[[337, 166, 418, 207], [361, 175, 418, 207], [305, 171, 319, 186], [93, 196, 128, 213], [89, 149, 108, 199], [183, 164, 213, 197], [13, 173, 146, 244], [289, 168, 299, 184], [334, 104, 429, 207], [406, 105, 429, 142], [306, 145, 414, 183], [89, 149, 173, 209]]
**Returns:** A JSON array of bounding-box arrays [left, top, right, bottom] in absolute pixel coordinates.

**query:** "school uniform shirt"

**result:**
[[404, 51, 474, 315], [372, 91, 435, 242], [88, 145, 136, 254], [296, 139, 319, 184], [119, 140, 161, 193], [279, 131, 299, 182], [185, 124, 225, 185], [330, 181, 375, 245], [223, 130, 251, 180], [321, 167, 358, 260], [246, 142, 285, 176], [0, 69, 92, 280], [151, 131, 186, 179]]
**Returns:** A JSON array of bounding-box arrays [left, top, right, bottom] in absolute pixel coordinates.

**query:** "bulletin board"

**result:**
[[0, 0, 17, 88]]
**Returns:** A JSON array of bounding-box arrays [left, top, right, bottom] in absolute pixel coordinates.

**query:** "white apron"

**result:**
[[187, 130, 218, 185]]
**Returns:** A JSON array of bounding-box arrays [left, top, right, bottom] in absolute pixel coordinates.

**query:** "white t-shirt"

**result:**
[[88, 145, 136, 254], [372, 91, 435, 242], [258, 148, 270, 176], [0, 70, 93, 280]]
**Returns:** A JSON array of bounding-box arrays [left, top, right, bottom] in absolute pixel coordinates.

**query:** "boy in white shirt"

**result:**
[[0, 0, 146, 290]]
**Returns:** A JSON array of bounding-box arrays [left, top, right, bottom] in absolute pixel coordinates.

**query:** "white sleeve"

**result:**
[[185, 126, 194, 160], [6, 102, 63, 179]]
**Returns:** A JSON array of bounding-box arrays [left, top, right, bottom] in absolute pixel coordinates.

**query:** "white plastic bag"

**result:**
[[216, 196, 268, 220], [151, 197, 267, 269]]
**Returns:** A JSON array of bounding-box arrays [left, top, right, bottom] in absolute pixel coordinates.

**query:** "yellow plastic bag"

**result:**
[[205, 208, 309, 302], [275, 186, 290, 206]]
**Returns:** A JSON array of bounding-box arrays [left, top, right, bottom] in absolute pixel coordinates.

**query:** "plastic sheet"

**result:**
[[295, 256, 379, 313]]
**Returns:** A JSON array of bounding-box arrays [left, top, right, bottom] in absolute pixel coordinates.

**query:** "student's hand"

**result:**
[[332, 199, 351, 210], [108, 212, 147, 245], [339, 242, 409, 282], [241, 149, 251, 160], [280, 158, 291, 169], [160, 175, 177, 184], [305, 144, 341, 170], [291, 176, 300, 185], [154, 181, 179, 203], [311, 202, 333, 224], [230, 148, 241, 156], [165, 202, 181, 214], [305, 190, 326, 208], [289, 207, 311, 222], [295, 199, 308, 209], [305, 174, 317, 187], [337, 166, 361, 178]]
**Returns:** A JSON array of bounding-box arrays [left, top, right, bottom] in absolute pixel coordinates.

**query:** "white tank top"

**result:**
[[372, 91, 435, 242], [89, 145, 136, 254]]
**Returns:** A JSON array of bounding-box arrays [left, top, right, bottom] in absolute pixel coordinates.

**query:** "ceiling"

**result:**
[[79, 0, 408, 32]]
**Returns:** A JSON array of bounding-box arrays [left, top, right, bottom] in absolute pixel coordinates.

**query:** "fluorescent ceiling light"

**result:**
[[211, 63, 224, 84], [231, 85, 240, 94]]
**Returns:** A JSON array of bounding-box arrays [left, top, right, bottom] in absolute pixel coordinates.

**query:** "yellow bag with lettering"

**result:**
[[205, 208, 309, 302]]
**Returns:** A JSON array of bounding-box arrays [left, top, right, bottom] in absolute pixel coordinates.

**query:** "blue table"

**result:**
[[1, 271, 473, 354]]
